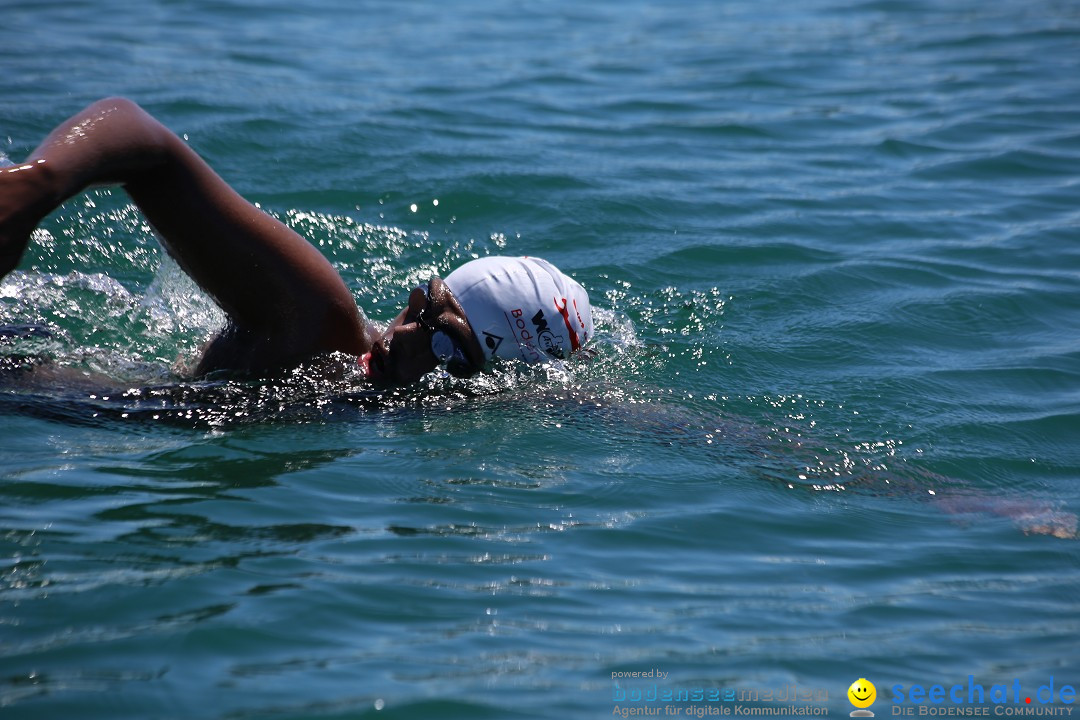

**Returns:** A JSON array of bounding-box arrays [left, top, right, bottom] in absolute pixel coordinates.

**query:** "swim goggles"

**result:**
[[414, 280, 474, 376]]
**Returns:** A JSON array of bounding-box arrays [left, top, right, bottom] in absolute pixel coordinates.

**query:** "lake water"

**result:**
[[2, 0, 1079, 718]]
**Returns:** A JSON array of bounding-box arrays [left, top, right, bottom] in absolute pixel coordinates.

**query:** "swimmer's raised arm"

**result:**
[[3, 98, 593, 383], [1, 97, 374, 374]]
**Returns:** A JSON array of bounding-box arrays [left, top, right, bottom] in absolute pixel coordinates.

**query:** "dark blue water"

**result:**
[[2, 0, 1079, 718]]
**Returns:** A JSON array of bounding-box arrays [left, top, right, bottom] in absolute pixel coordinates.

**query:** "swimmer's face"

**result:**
[[365, 277, 484, 384], [368, 311, 439, 384], [847, 679, 876, 709]]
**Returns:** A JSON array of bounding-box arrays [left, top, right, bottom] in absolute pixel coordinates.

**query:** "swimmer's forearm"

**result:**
[[2, 98, 206, 278], [26, 97, 180, 204]]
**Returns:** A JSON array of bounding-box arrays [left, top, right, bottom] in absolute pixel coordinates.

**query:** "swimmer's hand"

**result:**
[[1003, 504, 1077, 539], [933, 491, 1078, 539]]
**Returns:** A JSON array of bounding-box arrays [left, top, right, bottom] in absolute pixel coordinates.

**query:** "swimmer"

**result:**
[[0, 97, 592, 383]]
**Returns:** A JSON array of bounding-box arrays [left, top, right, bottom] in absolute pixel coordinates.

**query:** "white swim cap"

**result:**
[[443, 256, 592, 364]]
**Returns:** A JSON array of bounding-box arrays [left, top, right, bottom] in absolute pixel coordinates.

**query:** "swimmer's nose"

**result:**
[[407, 286, 428, 319]]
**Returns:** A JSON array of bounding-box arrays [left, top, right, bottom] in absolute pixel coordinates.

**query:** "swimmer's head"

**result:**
[[443, 256, 592, 366], [362, 256, 591, 384]]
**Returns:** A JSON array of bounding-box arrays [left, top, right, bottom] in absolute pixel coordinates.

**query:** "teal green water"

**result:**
[[2, 0, 1079, 718]]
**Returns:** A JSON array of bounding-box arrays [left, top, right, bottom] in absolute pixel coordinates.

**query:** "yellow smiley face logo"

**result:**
[[848, 678, 876, 709]]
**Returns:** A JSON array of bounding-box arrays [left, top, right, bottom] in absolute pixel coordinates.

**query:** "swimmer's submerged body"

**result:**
[[0, 97, 592, 384]]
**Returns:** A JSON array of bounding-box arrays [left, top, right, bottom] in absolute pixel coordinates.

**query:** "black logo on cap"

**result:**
[[531, 309, 565, 359], [482, 331, 504, 355]]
